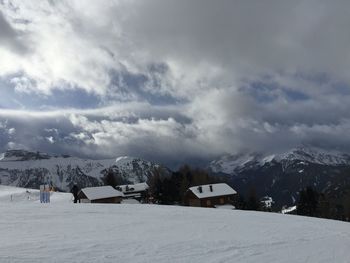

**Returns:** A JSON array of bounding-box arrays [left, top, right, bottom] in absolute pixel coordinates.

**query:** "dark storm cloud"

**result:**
[[0, 106, 201, 167], [119, 0, 350, 80]]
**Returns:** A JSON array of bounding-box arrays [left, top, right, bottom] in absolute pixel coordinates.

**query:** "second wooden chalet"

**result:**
[[184, 183, 237, 208]]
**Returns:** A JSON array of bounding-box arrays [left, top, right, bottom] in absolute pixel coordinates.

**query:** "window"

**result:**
[[206, 200, 211, 206], [220, 198, 224, 204]]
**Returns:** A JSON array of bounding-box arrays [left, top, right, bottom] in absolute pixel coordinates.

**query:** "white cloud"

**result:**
[[2, 0, 350, 97], [1, 1, 350, 165], [7, 127, 16, 135]]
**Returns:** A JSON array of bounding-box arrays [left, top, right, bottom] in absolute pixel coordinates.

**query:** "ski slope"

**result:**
[[0, 185, 72, 203], [0, 187, 349, 263]]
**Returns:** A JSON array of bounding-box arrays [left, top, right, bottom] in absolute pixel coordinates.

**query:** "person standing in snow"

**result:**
[[71, 185, 79, 203]]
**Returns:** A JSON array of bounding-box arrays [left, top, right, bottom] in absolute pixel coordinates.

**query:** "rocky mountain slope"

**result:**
[[0, 150, 168, 192], [209, 146, 350, 209]]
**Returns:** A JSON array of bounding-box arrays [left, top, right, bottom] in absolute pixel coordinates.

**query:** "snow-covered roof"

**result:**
[[80, 186, 124, 200], [188, 183, 237, 199], [116, 182, 149, 193]]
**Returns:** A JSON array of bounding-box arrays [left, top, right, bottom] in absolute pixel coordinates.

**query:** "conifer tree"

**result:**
[[297, 186, 319, 216], [246, 188, 260, 210], [103, 168, 118, 188], [179, 174, 190, 204]]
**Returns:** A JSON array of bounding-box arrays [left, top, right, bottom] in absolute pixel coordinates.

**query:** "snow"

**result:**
[[188, 183, 237, 199], [291, 195, 296, 204], [261, 154, 275, 164], [281, 206, 297, 214], [80, 186, 124, 200], [0, 186, 350, 262], [210, 145, 350, 175], [0, 155, 116, 190], [115, 156, 130, 163], [209, 153, 259, 174], [0, 150, 159, 191], [0, 185, 72, 203], [276, 145, 350, 166]]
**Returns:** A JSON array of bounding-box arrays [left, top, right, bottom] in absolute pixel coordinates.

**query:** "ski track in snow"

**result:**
[[0, 186, 349, 263]]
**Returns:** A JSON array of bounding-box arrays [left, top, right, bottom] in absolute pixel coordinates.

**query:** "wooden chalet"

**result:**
[[184, 183, 237, 208], [116, 183, 149, 201], [77, 186, 124, 203]]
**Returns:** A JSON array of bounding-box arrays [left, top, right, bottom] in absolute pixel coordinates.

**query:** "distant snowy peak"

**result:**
[[276, 146, 350, 165], [115, 155, 159, 169], [209, 153, 261, 174], [112, 155, 162, 182], [210, 146, 350, 175], [115, 156, 154, 167]]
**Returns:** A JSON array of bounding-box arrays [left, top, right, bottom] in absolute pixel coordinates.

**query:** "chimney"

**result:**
[[209, 185, 213, 192], [198, 186, 202, 193]]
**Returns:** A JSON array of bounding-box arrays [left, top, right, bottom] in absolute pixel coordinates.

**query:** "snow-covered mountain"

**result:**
[[209, 145, 350, 209], [209, 145, 350, 175], [0, 150, 168, 192]]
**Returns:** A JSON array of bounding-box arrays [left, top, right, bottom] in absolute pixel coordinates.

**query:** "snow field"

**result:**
[[0, 199, 349, 262]]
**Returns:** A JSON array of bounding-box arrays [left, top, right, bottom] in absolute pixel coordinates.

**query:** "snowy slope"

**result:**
[[0, 150, 165, 191], [0, 200, 349, 262]]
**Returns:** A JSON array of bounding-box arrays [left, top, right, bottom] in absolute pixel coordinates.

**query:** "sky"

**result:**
[[1, 0, 350, 167]]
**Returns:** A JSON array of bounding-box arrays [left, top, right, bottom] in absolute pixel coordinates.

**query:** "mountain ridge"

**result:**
[[0, 149, 168, 192], [209, 145, 350, 175], [208, 145, 350, 209]]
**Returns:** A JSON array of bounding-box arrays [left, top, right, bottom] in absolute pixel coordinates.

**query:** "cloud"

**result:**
[[0, 11, 27, 53], [1, 89, 350, 168], [0, 105, 204, 166], [1, 1, 350, 167]]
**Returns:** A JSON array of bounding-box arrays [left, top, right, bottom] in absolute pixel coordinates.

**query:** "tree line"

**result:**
[[297, 186, 350, 221]]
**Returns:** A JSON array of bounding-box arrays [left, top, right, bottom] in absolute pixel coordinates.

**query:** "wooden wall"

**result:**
[[185, 191, 235, 208], [77, 191, 122, 204]]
